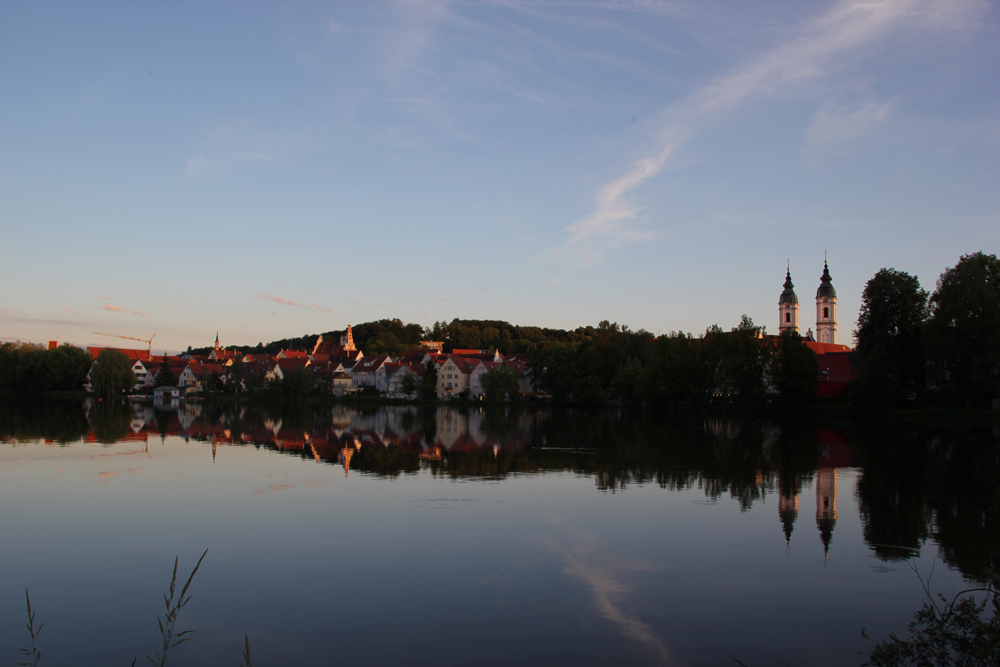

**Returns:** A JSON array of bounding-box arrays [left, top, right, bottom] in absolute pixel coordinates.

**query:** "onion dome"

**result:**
[[816, 261, 836, 299], [779, 269, 798, 304]]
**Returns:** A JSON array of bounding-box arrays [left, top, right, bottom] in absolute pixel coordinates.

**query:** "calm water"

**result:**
[[1, 400, 997, 666]]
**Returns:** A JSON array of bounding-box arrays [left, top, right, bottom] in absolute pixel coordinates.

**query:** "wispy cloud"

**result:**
[[102, 304, 125, 312], [808, 98, 895, 145], [553, 0, 984, 274], [260, 292, 338, 314], [259, 292, 305, 308], [130, 309, 152, 317]]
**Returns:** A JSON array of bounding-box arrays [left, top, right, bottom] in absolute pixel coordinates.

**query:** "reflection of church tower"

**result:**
[[815, 260, 838, 344], [778, 268, 799, 334], [340, 324, 356, 352], [815, 468, 838, 555], [778, 491, 799, 545], [339, 446, 353, 477]]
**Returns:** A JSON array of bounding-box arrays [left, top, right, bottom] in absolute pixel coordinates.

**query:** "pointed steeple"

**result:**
[[214, 332, 220, 350], [780, 269, 798, 304], [816, 260, 837, 299]]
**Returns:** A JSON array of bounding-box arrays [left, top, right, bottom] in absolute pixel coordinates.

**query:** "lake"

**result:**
[[1, 399, 997, 666]]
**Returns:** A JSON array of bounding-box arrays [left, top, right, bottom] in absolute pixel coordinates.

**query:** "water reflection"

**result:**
[[1, 400, 998, 582]]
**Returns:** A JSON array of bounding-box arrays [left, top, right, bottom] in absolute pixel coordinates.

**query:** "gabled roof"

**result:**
[[804, 341, 852, 355]]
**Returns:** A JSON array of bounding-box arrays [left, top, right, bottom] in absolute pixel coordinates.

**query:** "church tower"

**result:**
[[778, 268, 799, 334], [815, 260, 837, 344], [339, 324, 356, 352]]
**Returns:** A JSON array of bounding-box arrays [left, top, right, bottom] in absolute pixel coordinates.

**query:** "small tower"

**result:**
[[214, 332, 220, 350], [778, 267, 799, 335], [815, 259, 837, 344], [340, 324, 356, 352]]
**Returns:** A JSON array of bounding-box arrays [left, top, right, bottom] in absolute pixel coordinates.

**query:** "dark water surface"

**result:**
[[1, 400, 997, 666]]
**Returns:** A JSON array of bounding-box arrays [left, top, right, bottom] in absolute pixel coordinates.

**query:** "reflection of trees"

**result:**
[[6, 400, 998, 581], [853, 421, 1000, 581], [0, 398, 90, 443], [854, 424, 932, 561], [87, 400, 134, 444]]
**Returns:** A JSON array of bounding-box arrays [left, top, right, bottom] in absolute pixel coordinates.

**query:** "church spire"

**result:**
[[778, 266, 799, 334]]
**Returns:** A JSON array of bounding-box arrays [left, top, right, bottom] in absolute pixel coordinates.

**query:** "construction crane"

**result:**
[[94, 332, 157, 356]]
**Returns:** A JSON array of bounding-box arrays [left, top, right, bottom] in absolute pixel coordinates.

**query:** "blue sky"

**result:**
[[2, 0, 998, 353]]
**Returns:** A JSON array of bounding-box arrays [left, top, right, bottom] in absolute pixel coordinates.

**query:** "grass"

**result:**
[[18, 549, 253, 666]]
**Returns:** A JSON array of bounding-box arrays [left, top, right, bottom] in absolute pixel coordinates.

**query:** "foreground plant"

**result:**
[[19, 589, 43, 667], [145, 549, 208, 666], [862, 567, 1000, 666]]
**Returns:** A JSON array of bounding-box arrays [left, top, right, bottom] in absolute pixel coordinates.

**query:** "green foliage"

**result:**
[[862, 573, 1000, 666], [855, 268, 929, 405], [771, 330, 819, 404], [400, 371, 417, 396], [715, 315, 770, 402], [925, 252, 1000, 407], [153, 359, 176, 388], [481, 365, 519, 403], [0, 342, 90, 395], [349, 319, 426, 357], [44, 344, 92, 391], [89, 349, 136, 398], [419, 361, 438, 399], [278, 367, 317, 404], [228, 359, 247, 395]]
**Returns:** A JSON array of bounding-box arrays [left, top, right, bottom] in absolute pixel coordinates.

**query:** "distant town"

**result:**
[[5, 252, 997, 409]]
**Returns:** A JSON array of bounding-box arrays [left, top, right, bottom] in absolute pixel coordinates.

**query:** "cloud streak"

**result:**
[[555, 0, 983, 273], [259, 292, 337, 314]]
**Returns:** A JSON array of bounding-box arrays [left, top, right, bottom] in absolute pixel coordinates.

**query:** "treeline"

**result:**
[[527, 317, 818, 407], [0, 343, 91, 396], [852, 251, 1000, 409], [189, 318, 638, 359]]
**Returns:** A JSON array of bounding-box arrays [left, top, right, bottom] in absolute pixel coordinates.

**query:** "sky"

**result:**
[[1, 0, 998, 354]]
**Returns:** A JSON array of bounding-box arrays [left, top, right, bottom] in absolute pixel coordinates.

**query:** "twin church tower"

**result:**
[[778, 260, 838, 344]]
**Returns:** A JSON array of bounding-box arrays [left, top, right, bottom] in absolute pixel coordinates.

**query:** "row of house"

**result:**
[[84, 325, 533, 400]]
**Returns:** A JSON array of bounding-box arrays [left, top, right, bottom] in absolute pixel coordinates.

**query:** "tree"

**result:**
[[400, 371, 417, 397], [716, 315, 770, 402], [228, 359, 247, 395], [280, 367, 316, 403], [89, 349, 136, 398], [154, 359, 177, 388], [925, 253, 1000, 407], [481, 365, 519, 403], [771, 330, 818, 404], [855, 268, 929, 403], [419, 361, 438, 400], [44, 344, 91, 391]]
